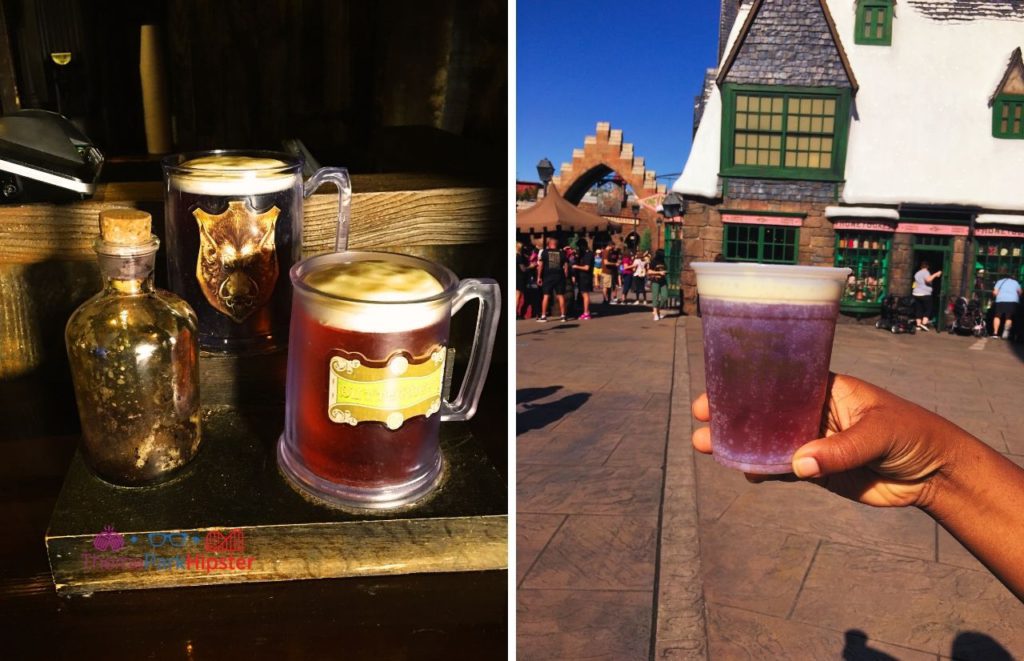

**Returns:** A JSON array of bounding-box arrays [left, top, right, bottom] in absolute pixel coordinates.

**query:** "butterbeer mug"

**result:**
[[277, 251, 500, 509], [163, 150, 351, 352]]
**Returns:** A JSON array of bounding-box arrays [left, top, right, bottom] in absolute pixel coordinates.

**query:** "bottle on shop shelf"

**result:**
[[65, 209, 201, 486]]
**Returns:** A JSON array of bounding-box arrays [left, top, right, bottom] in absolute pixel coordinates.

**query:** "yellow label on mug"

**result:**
[[327, 349, 446, 430]]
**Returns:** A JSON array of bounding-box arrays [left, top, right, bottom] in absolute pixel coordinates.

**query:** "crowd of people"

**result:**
[[515, 237, 673, 323]]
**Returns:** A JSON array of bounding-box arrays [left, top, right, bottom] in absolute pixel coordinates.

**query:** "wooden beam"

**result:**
[[0, 177, 500, 379], [0, 178, 501, 264]]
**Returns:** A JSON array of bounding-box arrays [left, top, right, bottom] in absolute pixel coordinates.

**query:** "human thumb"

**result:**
[[791, 418, 888, 479]]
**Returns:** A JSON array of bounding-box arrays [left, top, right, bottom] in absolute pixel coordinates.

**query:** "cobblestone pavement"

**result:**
[[516, 302, 1024, 660]]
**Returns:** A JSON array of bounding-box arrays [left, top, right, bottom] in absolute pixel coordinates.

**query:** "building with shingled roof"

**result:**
[[673, 0, 1024, 321]]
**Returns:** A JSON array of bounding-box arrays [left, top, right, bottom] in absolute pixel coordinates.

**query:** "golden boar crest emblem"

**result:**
[[193, 200, 280, 322]]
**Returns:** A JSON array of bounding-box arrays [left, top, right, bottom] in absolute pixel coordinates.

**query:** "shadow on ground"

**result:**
[[841, 629, 1014, 660], [1007, 339, 1024, 363], [517, 386, 561, 405], [581, 303, 685, 319], [951, 631, 1014, 660], [515, 388, 590, 436], [842, 630, 897, 660]]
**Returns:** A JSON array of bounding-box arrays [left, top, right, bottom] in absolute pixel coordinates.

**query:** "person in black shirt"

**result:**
[[649, 249, 669, 321], [625, 229, 640, 253], [572, 238, 595, 320], [515, 241, 529, 319], [536, 236, 568, 322]]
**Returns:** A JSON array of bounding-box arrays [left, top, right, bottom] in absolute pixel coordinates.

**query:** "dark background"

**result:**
[[1, 0, 505, 181]]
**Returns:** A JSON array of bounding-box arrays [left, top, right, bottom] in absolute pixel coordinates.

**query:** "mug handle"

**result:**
[[441, 278, 501, 422], [303, 167, 352, 252]]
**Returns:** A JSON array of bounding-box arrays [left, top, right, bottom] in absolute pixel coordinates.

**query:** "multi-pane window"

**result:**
[[855, 0, 892, 46], [993, 95, 1024, 139], [723, 224, 798, 265], [974, 238, 1024, 308], [734, 95, 783, 167], [783, 97, 836, 169], [722, 86, 848, 180], [834, 232, 891, 309]]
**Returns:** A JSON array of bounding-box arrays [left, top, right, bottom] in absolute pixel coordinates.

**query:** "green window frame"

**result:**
[[834, 231, 891, 311], [974, 238, 1024, 309], [723, 224, 799, 264], [855, 0, 893, 46], [720, 84, 851, 182], [993, 95, 1024, 139]]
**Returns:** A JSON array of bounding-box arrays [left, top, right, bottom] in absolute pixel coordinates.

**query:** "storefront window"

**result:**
[[974, 238, 1024, 308], [723, 224, 798, 264], [834, 231, 890, 311]]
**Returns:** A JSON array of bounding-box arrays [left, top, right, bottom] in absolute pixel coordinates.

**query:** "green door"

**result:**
[[911, 235, 952, 331], [664, 224, 682, 304]]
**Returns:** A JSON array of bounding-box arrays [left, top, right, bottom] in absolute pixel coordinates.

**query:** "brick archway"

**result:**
[[550, 123, 666, 221]]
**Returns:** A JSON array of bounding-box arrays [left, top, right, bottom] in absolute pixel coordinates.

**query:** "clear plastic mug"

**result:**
[[277, 250, 501, 509], [693, 262, 850, 474]]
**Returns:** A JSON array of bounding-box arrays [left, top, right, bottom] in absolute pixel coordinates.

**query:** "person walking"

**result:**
[[648, 249, 669, 321], [536, 236, 568, 322], [992, 271, 1022, 339], [572, 238, 595, 320], [912, 260, 942, 332], [631, 251, 648, 305]]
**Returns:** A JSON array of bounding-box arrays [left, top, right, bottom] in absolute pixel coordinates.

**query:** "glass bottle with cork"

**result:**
[[65, 208, 201, 486]]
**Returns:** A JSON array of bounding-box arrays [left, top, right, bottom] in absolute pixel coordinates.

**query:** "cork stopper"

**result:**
[[99, 208, 152, 245]]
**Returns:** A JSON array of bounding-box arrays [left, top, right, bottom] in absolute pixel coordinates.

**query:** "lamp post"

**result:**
[[656, 214, 664, 251], [536, 158, 555, 191], [662, 192, 685, 220], [631, 201, 640, 228]]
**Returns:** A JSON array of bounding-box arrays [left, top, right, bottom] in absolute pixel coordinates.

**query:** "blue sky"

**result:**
[[516, 0, 721, 186]]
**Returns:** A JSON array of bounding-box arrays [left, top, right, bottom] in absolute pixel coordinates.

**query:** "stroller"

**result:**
[[947, 296, 986, 337], [875, 295, 917, 334]]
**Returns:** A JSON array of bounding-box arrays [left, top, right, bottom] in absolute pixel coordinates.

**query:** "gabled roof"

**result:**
[[990, 47, 1024, 105], [716, 0, 859, 92], [676, 0, 1024, 212]]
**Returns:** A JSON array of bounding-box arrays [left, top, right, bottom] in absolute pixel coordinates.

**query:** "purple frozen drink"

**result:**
[[692, 262, 850, 474]]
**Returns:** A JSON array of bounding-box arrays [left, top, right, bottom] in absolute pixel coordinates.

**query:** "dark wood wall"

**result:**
[[3, 0, 506, 181]]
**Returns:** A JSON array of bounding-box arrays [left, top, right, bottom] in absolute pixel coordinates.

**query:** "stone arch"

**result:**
[[550, 122, 666, 213]]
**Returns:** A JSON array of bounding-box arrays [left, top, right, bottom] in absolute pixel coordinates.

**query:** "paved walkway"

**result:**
[[516, 303, 1024, 660]]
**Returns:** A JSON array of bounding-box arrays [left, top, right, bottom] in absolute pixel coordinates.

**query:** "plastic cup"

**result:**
[[692, 262, 851, 474]]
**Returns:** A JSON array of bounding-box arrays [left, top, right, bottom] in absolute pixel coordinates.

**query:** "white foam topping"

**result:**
[[170, 155, 298, 195], [692, 262, 850, 304], [299, 260, 448, 333]]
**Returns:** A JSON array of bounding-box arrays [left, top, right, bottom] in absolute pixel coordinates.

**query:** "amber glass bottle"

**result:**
[[65, 209, 201, 486]]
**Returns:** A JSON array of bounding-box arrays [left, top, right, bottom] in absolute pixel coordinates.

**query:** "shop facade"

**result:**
[[673, 0, 1024, 326]]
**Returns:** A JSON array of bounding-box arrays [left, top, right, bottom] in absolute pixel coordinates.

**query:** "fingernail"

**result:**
[[793, 456, 820, 478]]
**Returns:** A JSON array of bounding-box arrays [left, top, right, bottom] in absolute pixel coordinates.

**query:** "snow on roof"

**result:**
[[672, 3, 753, 199], [838, 2, 1024, 210], [675, 0, 1024, 212], [824, 206, 899, 220], [976, 214, 1024, 226]]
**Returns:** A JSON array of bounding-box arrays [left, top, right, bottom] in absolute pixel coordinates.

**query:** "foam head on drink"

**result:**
[[164, 154, 303, 351], [693, 263, 849, 474], [285, 257, 451, 491]]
